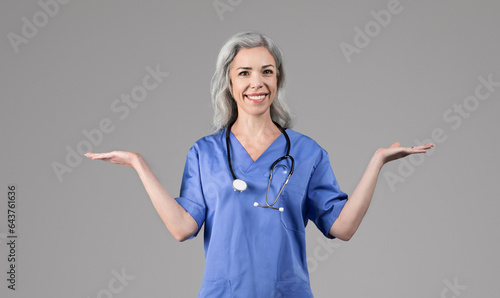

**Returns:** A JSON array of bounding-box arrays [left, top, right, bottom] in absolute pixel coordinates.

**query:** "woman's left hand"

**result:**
[[376, 142, 434, 164], [330, 141, 435, 240]]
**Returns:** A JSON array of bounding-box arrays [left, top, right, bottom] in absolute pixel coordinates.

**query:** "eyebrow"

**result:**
[[236, 64, 276, 70]]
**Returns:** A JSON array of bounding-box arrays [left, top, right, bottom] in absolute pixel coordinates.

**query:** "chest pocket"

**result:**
[[279, 189, 306, 233], [270, 165, 306, 234]]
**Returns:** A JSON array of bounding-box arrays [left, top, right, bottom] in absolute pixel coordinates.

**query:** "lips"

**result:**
[[244, 93, 267, 103]]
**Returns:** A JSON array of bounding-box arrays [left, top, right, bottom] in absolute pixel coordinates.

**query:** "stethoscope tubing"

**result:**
[[263, 154, 294, 208], [226, 121, 295, 211]]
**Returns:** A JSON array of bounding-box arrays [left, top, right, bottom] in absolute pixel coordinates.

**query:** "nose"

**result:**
[[250, 73, 263, 89]]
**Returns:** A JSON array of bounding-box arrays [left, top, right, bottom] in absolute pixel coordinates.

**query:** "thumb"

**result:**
[[389, 142, 401, 148]]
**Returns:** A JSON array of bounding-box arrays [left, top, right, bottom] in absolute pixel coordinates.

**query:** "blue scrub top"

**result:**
[[176, 128, 348, 298]]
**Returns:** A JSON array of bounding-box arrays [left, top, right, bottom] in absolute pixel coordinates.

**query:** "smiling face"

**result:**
[[229, 46, 278, 120]]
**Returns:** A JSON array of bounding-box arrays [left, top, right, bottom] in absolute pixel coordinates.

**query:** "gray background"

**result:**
[[1, 0, 499, 297]]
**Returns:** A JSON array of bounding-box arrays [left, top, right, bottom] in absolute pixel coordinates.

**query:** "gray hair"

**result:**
[[211, 31, 293, 131]]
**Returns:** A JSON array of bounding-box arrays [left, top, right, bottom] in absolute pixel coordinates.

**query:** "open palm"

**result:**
[[85, 151, 139, 168], [377, 142, 434, 164]]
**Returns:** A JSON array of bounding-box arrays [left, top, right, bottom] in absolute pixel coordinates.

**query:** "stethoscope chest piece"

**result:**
[[232, 179, 247, 192], [226, 121, 293, 211]]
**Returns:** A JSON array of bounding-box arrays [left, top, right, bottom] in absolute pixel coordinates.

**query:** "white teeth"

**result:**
[[247, 95, 265, 100]]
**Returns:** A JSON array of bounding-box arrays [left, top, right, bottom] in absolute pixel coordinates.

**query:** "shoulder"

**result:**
[[189, 129, 226, 154], [286, 129, 324, 152], [286, 129, 330, 165]]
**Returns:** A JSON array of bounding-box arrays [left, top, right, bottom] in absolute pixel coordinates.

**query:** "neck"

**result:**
[[231, 113, 279, 138]]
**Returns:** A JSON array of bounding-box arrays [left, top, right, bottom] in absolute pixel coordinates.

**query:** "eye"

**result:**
[[238, 71, 249, 76], [263, 69, 274, 75]]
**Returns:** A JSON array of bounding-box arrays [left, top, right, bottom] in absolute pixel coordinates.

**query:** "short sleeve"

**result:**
[[175, 145, 206, 239], [306, 149, 348, 239]]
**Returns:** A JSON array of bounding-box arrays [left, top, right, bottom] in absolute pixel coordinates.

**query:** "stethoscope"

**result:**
[[226, 121, 295, 212]]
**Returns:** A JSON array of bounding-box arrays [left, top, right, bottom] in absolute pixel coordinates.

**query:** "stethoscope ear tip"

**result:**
[[253, 202, 284, 212]]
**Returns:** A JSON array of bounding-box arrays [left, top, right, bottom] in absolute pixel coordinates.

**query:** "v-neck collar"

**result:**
[[227, 130, 286, 175]]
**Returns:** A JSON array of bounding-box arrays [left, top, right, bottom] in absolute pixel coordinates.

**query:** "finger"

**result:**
[[408, 146, 430, 154], [85, 152, 113, 159], [389, 142, 401, 148], [411, 143, 435, 150], [410, 149, 428, 153], [85, 152, 97, 159]]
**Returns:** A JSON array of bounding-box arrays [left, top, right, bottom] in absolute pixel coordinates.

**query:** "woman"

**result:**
[[86, 32, 433, 297]]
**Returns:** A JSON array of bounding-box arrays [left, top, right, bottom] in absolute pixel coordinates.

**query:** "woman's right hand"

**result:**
[[85, 151, 141, 168], [86, 150, 198, 241]]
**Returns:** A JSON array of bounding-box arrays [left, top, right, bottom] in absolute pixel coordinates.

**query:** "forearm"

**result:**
[[132, 154, 198, 242], [329, 152, 384, 240]]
